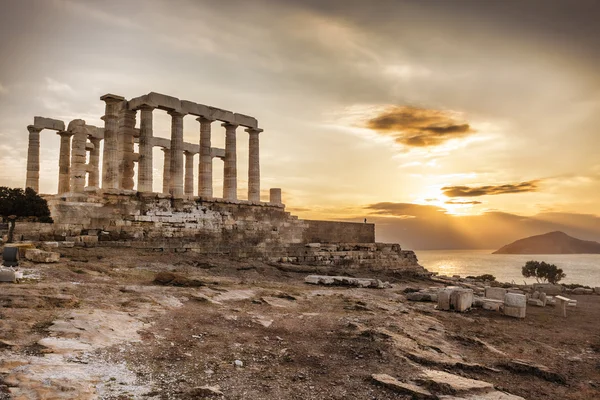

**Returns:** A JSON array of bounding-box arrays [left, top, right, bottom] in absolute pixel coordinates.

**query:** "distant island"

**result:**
[[493, 231, 600, 254]]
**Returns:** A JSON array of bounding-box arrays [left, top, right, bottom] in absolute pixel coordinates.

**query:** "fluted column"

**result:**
[[168, 111, 185, 198], [184, 151, 194, 196], [119, 108, 136, 190], [88, 137, 101, 188], [247, 128, 263, 202], [223, 123, 238, 200], [197, 117, 213, 198], [69, 121, 87, 193], [270, 188, 282, 205], [162, 147, 171, 195], [57, 131, 73, 194], [138, 106, 154, 193], [25, 126, 42, 192], [101, 94, 125, 190]]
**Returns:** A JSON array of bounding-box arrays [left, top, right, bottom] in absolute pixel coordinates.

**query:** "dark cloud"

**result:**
[[442, 181, 539, 197], [445, 200, 482, 205], [365, 106, 474, 147]]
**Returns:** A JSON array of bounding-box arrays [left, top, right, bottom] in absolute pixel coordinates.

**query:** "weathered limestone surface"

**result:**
[[484, 287, 507, 301], [57, 131, 73, 194], [303, 220, 375, 243], [247, 128, 262, 202], [270, 188, 282, 205], [161, 148, 171, 195], [33, 116, 65, 131], [68, 120, 88, 193], [169, 111, 185, 197], [101, 94, 125, 189], [88, 137, 101, 188], [138, 106, 154, 192], [223, 123, 238, 200], [119, 108, 137, 190], [25, 126, 42, 192], [24, 249, 60, 263], [184, 151, 194, 196], [198, 117, 213, 197]]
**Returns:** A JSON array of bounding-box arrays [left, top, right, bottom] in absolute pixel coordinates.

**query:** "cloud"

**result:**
[[445, 200, 482, 205], [442, 180, 540, 197], [365, 106, 474, 147], [365, 202, 447, 218]]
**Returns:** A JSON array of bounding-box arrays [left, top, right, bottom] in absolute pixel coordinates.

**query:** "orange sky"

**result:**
[[1, 0, 599, 248]]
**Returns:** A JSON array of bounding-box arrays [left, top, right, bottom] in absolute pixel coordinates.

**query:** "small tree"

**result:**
[[0, 187, 53, 243], [521, 260, 566, 284]]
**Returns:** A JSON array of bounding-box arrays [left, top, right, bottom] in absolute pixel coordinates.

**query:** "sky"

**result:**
[[1, 0, 599, 249]]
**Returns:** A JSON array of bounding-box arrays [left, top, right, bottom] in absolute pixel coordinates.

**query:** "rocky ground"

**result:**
[[0, 247, 599, 399]]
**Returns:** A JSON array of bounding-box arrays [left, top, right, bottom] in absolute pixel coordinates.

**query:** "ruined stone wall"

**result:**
[[302, 220, 375, 244]]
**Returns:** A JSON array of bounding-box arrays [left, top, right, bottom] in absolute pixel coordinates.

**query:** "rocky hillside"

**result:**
[[493, 231, 600, 254]]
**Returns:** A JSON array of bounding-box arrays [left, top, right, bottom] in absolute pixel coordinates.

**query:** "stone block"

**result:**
[[482, 298, 504, 311], [504, 293, 526, 308], [180, 100, 210, 117], [532, 283, 563, 295], [210, 147, 226, 159], [437, 290, 451, 310], [527, 298, 544, 307], [4, 242, 36, 258], [532, 291, 540, 299], [484, 287, 507, 301], [33, 116, 65, 131], [207, 106, 235, 123], [572, 287, 586, 295], [234, 113, 258, 128], [595, 287, 600, 295], [450, 288, 473, 312], [25, 249, 60, 263], [507, 288, 525, 295], [539, 292, 547, 306], [504, 305, 526, 318], [0, 269, 16, 282], [147, 92, 182, 112]]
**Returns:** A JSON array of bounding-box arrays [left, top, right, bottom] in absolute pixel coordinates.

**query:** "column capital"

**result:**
[[222, 122, 239, 129], [57, 130, 73, 138], [100, 93, 125, 103], [160, 146, 170, 153], [27, 125, 42, 134], [138, 104, 156, 112], [245, 127, 263, 134], [168, 110, 186, 117], [183, 150, 196, 156], [197, 116, 215, 123]]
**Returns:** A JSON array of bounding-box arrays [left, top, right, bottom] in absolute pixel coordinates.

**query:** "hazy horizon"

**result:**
[[1, 0, 599, 249]]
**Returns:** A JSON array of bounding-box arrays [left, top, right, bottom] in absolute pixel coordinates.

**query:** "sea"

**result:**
[[416, 249, 600, 287]]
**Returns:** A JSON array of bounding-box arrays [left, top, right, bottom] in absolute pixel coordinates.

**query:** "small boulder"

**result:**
[[24, 249, 60, 263]]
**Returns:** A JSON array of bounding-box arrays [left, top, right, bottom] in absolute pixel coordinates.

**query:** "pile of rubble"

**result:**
[[0, 243, 60, 283]]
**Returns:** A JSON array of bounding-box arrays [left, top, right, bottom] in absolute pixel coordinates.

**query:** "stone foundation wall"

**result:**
[[9, 192, 424, 272], [302, 220, 375, 243]]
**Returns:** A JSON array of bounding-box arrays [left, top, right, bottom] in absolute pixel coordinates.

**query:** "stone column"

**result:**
[[101, 94, 125, 190], [247, 128, 263, 202], [184, 151, 194, 196], [25, 126, 42, 192], [69, 121, 88, 193], [161, 147, 171, 195], [88, 137, 101, 188], [197, 117, 213, 198], [57, 131, 73, 194], [168, 111, 185, 198], [138, 106, 154, 193], [119, 108, 137, 190], [270, 188, 282, 204], [223, 123, 238, 200]]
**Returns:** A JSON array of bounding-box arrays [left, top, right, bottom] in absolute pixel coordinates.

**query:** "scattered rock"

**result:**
[[234, 360, 244, 368], [185, 385, 223, 397], [499, 360, 566, 384], [371, 373, 435, 399], [24, 249, 60, 263], [304, 275, 388, 289], [153, 271, 204, 287], [417, 369, 494, 394]]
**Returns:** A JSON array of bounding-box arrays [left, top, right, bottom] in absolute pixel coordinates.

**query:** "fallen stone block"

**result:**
[[482, 298, 504, 311], [406, 292, 435, 302], [24, 249, 60, 263], [504, 293, 526, 308], [0, 269, 16, 283], [304, 275, 387, 289], [504, 305, 526, 318], [153, 271, 204, 287], [527, 298, 544, 307], [484, 287, 507, 301], [594, 287, 600, 294], [186, 385, 223, 397], [572, 287, 586, 295], [371, 374, 435, 399], [450, 288, 473, 312], [539, 292, 547, 306], [438, 289, 451, 310], [532, 283, 563, 295], [4, 243, 35, 258]]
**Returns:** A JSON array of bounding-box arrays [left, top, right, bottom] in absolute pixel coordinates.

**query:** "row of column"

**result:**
[[133, 105, 262, 201]]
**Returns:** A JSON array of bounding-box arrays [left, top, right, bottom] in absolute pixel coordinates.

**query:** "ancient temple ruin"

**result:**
[[15, 92, 421, 272], [25, 92, 276, 203]]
